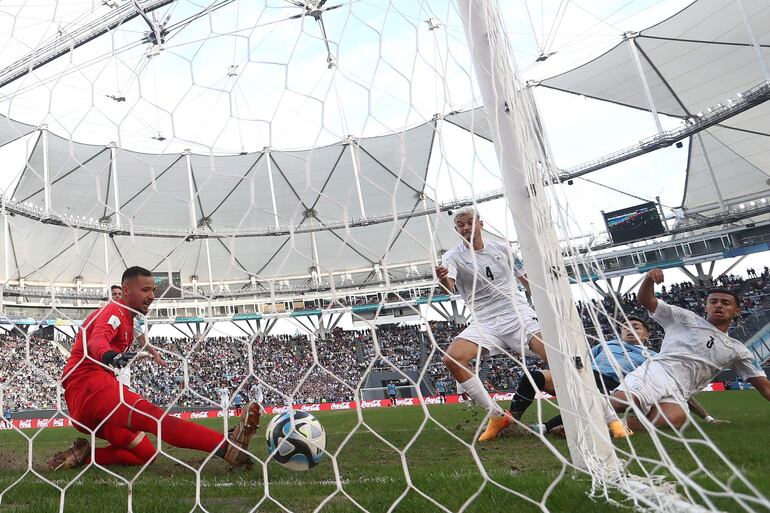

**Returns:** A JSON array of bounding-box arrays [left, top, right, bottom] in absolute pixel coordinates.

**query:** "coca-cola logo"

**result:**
[[361, 400, 382, 408], [330, 402, 351, 410], [170, 413, 182, 418], [0, 422, 9, 430], [19, 420, 32, 429], [190, 411, 208, 419], [272, 406, 290, 414], [38, 419, 49, 428], [53, 419, 65, 427], [300, 404, 321, 412], [491, 393, 513, 401], [423, 397, 441, 405], [395, 398, 415, 406]]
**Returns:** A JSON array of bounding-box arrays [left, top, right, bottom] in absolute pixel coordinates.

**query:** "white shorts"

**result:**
[[117, 367, 131, 388], [456, 307, 540, 358], [618, 360, 688, 414]]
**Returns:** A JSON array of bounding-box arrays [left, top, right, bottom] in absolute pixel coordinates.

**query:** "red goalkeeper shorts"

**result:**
[[64, 372, 145, 434]]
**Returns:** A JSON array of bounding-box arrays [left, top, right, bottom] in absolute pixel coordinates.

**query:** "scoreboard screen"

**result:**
[[603, 202, 666, 245], [152, 271, 182, 298]]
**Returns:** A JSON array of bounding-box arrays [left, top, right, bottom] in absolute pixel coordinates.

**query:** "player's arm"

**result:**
[[87, 312, 135, 368], [687, 396, 729, 424], [638, 269, 663, 313], [135, 333, 167, 367], [435, 258, 456, 294], [511, 253, 530, 292], [747, 376, 770, 401]]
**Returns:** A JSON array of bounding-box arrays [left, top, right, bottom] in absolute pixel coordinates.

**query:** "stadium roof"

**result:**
[[538, 0, 770, 216], [1, 0, 768, 289], [1, 116, 473, 286]]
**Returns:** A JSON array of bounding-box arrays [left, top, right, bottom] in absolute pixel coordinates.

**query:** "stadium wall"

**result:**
[[1, 385, 729, 431]]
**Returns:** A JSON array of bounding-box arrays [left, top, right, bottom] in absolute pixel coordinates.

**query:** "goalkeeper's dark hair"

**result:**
[[706, 288, 741, 307], [122, 266, 153, 284], [110, 284, 121, 292]]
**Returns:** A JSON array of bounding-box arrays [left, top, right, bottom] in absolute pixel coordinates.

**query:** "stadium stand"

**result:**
[[1, 273, 768, 412]]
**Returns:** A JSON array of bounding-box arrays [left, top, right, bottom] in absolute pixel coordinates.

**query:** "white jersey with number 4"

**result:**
[[649, 300, 764, 398], [442, 239, 526, 322]]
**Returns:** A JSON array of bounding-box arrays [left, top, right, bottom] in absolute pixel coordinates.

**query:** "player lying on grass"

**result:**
[[435, 207, 557, 442], [47, 266, 261, 471], [609, 268, 770, 433], [538, 316, 722, 436]]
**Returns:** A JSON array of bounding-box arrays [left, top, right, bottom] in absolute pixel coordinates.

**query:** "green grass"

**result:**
[[0, 391, 768, 513]]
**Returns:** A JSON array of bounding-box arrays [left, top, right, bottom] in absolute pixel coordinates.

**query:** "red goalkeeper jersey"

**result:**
[[61, 301, 135, 386]]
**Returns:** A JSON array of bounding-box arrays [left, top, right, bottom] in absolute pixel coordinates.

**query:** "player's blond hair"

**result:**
[[453, 207, 480, 223]]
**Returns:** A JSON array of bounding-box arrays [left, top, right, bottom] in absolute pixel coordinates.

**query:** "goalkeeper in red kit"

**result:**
[[47, 266, 260, 470]]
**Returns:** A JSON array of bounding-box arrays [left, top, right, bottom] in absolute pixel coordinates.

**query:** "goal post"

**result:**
[[455, 0, 617, 474]]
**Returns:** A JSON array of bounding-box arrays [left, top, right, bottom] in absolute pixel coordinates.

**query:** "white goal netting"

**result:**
[[0, 1, 768, 512]]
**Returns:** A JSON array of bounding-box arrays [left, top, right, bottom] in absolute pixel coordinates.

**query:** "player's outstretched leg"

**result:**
[[542, 370, 631, 438], [443, 338, 511, 442], [509, 370, 547, 422]]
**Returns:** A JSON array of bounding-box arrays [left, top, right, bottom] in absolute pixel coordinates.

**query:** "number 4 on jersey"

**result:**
[[485, 266, 494, 280]]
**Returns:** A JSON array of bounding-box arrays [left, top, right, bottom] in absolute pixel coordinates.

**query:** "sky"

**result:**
[[0, 0, 765, 335]]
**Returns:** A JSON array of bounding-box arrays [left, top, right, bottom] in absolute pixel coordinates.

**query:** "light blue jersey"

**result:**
[[387, 383, 397, 395], [591, 340, 654, 382], [436, 381, 446, 393]]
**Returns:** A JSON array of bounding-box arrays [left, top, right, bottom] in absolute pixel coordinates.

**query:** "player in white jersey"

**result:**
[[249, 383, 264, 405], [436, 207, 554, 441], [610, 269, 770, 432], [216, 384, 230, 414]]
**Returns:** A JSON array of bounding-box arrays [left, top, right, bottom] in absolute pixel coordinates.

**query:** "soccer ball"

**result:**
[[265, 410, 326, 471]]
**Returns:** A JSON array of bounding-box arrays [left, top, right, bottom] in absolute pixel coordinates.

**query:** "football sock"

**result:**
[[509, 370, 545, 417], [544, 414, 563, 432], [603, 398, 620, 424], [111, 399, 225, 454], [92, 436, 157, 466], [459, 375, 504, 416]]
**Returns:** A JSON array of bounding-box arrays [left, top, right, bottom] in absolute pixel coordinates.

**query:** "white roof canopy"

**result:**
[[540, 0, 770, 214], [4, 119, 475, 285]]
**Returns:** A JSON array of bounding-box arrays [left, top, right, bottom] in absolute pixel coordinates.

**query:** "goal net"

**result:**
[[0, 1, 767, 512]]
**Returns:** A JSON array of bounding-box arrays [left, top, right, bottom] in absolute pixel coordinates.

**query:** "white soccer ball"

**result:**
[[265, 410, 326, 471]]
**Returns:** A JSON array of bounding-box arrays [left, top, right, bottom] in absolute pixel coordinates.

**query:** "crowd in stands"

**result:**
[[1, 271, 769, 412], [0, 334, 65, 410]]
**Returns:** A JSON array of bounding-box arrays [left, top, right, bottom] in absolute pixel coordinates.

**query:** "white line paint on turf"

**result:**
[[50, 468, 493, 489]]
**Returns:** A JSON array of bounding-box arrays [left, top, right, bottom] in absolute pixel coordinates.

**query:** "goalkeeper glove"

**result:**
[[101, 350, 137, 369]]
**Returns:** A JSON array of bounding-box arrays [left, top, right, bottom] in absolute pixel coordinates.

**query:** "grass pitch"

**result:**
[[0, 391, 768, 513]]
